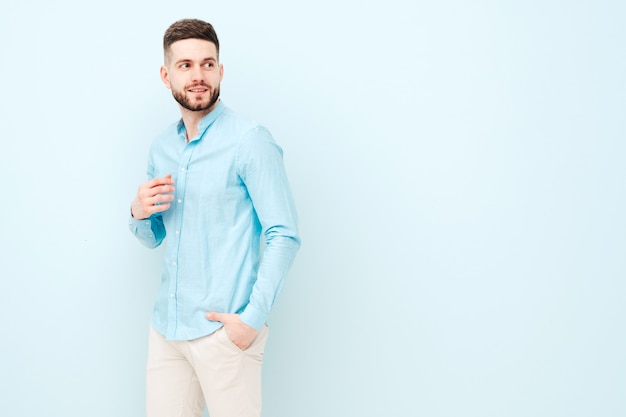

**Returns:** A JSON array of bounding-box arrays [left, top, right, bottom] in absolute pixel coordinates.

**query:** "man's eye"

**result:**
[[180, 63, 189, 69], [204, 63, 214, 68]]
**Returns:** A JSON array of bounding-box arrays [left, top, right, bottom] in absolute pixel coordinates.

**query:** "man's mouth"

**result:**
[[188, 85, 208, 93]]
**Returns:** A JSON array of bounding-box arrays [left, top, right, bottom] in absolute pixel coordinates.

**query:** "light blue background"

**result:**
[[1, 1, 624, 416]]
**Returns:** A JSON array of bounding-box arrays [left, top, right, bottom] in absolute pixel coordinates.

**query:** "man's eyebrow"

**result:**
[[174, 57, 217, 64]]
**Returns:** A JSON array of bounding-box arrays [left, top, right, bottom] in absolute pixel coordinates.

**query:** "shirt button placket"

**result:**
[[168, 144, 193, 339]]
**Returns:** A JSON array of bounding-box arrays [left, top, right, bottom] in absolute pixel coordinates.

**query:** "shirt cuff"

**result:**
[[129, 214, 151, 225], [240, 305, 268, 330], [128, 215, 154, 236]]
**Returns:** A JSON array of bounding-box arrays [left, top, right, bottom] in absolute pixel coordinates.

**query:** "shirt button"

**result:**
[[172, 262, 177, 266], [170, 293, 175, 298], [175, 230, 180, 235], [180, 167, 186, 172], [177, 199, 182, 204]]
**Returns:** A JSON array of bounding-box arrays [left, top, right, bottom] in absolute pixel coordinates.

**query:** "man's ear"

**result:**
[[160, 66, 171, 89]]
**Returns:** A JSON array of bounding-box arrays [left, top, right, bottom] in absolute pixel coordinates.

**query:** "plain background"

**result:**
[[1, 1, 624, 416]]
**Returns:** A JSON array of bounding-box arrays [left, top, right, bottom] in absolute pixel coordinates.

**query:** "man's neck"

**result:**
[[181, 112, 207, 142], [180, 100, 220, 142]]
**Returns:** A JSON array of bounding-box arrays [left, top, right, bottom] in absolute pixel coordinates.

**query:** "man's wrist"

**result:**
[[130, 205, 148, 220]]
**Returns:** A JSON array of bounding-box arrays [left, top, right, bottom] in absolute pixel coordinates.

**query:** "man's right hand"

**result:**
[[131, 174, 175, 220]]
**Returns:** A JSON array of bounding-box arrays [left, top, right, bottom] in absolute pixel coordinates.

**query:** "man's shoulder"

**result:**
[[151, 119, 182, 142], [156, 119, 183, 139], [146, 119, 182, 157], [217, 106, 265, 136]]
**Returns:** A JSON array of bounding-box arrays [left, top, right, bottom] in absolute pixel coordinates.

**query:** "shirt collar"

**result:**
[[176, 100, 226, 142]]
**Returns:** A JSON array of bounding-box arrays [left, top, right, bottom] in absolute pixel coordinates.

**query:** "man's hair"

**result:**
[[163, 19, 220, 63]]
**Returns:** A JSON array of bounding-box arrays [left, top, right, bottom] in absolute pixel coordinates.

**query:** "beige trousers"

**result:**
[[146, 324, 269, 417]]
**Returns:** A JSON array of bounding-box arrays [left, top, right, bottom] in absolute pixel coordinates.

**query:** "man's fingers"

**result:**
[[151, 202, 171, 213], [131, 175, 176, 220], [204, 313, 257, 350], [151, 192, 175, 205], [156, 184, 176, 194], [147, 174, 174, 187], [206, 312, 228, 322], [141, 182, 175, 197], [206, 312, 219, 321]]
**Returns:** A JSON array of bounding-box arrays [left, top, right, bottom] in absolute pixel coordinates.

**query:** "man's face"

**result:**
[[160, 38, 224, 113]]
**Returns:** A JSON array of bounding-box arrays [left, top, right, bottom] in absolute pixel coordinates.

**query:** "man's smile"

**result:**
[[188, 85, 209, 93]]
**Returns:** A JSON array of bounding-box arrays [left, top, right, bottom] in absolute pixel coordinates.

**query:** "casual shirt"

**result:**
[[129, 101, 300, 340]]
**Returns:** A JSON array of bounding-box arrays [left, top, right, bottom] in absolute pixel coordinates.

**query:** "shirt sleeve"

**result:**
[[128, 157, 167, 249], [236, 126, 301, 329], [128, 213, 166, 249]]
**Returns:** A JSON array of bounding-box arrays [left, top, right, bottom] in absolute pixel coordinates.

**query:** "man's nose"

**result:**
[[190, 65, 204, 82]]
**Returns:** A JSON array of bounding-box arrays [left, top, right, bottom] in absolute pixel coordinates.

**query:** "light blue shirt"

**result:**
[[129, 101, 300, 340]]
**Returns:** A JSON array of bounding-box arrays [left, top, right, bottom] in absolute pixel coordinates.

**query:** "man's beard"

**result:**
[[172, 83, 220, 112]]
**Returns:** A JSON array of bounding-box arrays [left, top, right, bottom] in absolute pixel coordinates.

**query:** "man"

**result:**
[[128, 18, 300, 417]]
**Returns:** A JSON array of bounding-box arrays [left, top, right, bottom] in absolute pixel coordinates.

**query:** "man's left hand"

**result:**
[[206, 312, 258, 350]]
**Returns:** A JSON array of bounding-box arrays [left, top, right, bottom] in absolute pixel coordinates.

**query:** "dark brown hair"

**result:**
[[163, 19, 220, 63]]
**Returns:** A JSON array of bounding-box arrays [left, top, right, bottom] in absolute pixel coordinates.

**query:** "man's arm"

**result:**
[[128, 174, 175, 248], [207, 127, 300, 349], [206, 127, 300, 350], [238, 127, 301, 326]]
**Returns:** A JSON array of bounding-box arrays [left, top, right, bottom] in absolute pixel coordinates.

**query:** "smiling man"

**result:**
[[128, 19, 300, 417]]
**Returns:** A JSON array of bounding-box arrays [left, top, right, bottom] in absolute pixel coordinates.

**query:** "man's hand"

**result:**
[[131, 174, 175, 220], [206, 312, 258, 350]]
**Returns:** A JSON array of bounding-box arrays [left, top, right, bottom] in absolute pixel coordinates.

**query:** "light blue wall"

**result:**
[[1, 1, 624, 416]]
